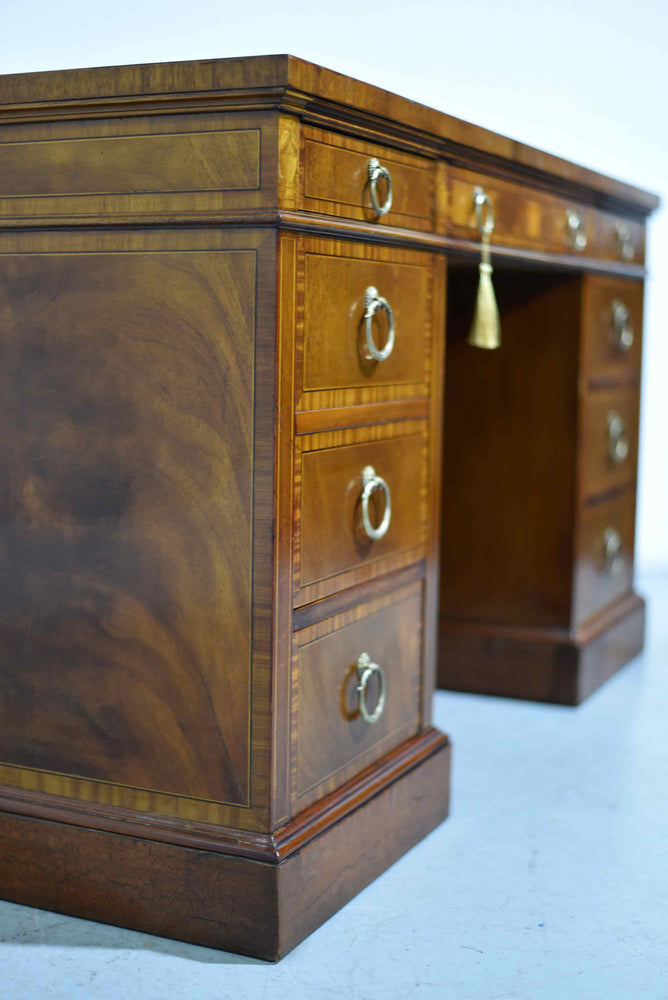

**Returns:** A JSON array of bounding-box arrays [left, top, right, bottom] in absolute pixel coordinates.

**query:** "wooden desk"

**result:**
[[0, 55, 658, 958]]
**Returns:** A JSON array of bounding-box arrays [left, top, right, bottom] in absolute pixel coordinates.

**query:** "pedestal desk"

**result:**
[[0, 56, 658, 959]]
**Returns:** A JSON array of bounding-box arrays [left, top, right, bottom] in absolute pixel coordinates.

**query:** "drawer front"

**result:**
[[573, 490, 635, 624], [582, 276, 644, 382], [580, 388, 639, 498], [449, 167, 592, 256], [302, 126, 434, 230], [592, 211, 645, 265], [295, 423, 428, 606], [300, 242, 432, 401], [294, 581, 422, 808]]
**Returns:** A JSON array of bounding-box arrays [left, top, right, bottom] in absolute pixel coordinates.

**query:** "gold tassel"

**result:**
[[467, 229, 501, 350], [467, 187, 501, 350]]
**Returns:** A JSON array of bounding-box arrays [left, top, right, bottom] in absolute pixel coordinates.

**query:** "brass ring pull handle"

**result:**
[[607, 411, 629, 464], [360, 465, 391, 541], [567, 210, 587, 251], [611, 299, 634, 351], [368, 157, 393, 217], [356, 652, 386, 724], [474, 186, 495, 236], [603, 526, 623, 575], [363, 286, 395, 361], [616, 222, 635, 262]]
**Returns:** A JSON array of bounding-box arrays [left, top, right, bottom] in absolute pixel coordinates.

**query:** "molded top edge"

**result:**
[[0, 53, 659, 215]]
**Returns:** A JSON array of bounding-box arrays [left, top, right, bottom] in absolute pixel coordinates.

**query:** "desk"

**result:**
[[0, 55, 658, 959]]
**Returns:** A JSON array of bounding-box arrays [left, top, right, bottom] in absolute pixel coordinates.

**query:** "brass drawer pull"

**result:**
[[607, 411, 629, 464], [356, 652, 386, 724], [603, 526, 623, 575], [616, 222, 635, 262], [474, 186, 495, 234], [367, 157, 393, 217], [361, 465, 391, 541], [566, 210, 587, 251], [363, 285, 395, 361], [610, 299, 634, 351]]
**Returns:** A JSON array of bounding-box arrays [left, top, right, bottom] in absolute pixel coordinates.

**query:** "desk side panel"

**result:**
[[0, 228, 276, 831]]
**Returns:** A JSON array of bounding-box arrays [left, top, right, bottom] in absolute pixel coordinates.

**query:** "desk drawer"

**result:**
[[294, 423, 428, 606], [448, 166, 592, 256], [579, 388, 639, 498], [573, 490, 635, 624], [302, 126, 434, 230], [582, 275, 643, 382], [300, 242, 432, 401], [294, 580, 422, 808], [592, 211, 645, 265]]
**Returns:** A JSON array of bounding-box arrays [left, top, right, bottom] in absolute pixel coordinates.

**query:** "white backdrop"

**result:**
[[2, 0, 666, 569]]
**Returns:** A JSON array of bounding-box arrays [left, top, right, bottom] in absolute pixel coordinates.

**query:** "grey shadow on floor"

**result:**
[[0, 900, 267, 965]]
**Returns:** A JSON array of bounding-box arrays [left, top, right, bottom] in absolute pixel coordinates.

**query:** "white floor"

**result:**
[[2, 575, 667, 1000]]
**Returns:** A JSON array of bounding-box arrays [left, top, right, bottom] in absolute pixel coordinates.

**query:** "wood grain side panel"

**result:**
[[0, 228, 277, 832], [292, 582, 423, 812], [0, 112, 278, 222], [0, 129, 259, 196], [0, 249, 253, 804]]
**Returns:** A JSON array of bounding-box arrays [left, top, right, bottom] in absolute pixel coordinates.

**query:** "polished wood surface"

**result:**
[[449, 166, 592, 255], [439, 261, 647, 701], [302, 126, 434, 229], [0, 55, 658, 215], [0, 124, 259, 195], [449, 166, 646, 264], [439, 594, 645, 705], [439, 267, 581, 629], [0, 246, 250, 802], [0, 729, 450, 961], [297, 427, 427, 596], [294, 238, 438, 415], [593, 211, 645, 264], [582, 275, 644, 383], [579, 387, 639, 497], [0, 52, 658, 954], [293, 421, 428, 606], [0, 228, 277, 832], [0, 111, 279, 224], [573, 489, 636, 625], [302, 246, 430, 393], [294, 581, 422, 809]]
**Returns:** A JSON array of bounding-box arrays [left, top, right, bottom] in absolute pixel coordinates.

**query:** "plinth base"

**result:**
[[438, 593, 645, 705], [0, 728, 450, 961]]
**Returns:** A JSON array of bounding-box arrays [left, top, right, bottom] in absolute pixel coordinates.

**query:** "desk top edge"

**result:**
[[0, 53, 660, 216]]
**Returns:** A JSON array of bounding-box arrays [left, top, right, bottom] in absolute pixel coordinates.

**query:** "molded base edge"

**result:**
[[0, 729, 450, 961], [438, 593, 645, 705]]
